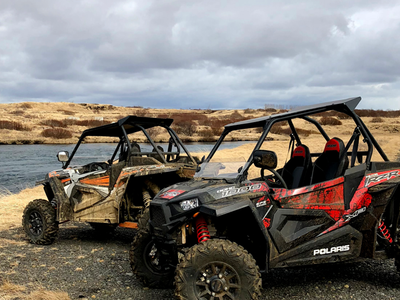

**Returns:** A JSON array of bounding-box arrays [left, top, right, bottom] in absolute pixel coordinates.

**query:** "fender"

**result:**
[[47, 176, 71, 222], [378, 182, 400, 246], [199, 198, 252, 217], [200, 197, 272, 272]]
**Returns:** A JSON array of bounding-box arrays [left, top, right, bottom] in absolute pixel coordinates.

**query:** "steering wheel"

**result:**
[[261, 168, 288, 189]]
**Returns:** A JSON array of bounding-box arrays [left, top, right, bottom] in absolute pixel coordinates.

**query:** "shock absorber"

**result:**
[[195, 215, 210, 243], [379, 220, 393, 243]]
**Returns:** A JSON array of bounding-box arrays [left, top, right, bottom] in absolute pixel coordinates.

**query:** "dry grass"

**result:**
[[0, 186, 45, 231], [41, 128, 73, 139], [0, 187, 70, 300], [25, 289, 71, 300], [319, 116, 342, 126], [0, 280, 26, 293], [0, 102, 274, 144], [0, 280, 71, 300], [371, 117, 384, 123], [2, 101, 398, 145], [0, 120, 30, 131], [0, 100, 399, 145]]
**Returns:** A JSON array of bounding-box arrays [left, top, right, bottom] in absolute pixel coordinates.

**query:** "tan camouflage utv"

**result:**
[[22, 116, 198, 245]]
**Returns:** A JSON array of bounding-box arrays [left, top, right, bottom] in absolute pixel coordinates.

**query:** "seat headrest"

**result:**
[[292, 145, 307, 158], [323, 138, 342, 153]]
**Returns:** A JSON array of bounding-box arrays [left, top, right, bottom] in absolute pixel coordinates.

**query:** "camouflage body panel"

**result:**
[[45, 161, 196, 224]]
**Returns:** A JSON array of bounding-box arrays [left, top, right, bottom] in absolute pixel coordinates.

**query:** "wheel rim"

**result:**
[[28, 210, 44, 236], [143, 241, 172, 275], [195, 261, 241, 299]]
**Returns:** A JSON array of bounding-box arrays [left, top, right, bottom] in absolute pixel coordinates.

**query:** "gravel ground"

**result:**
[[1, 222, 400, 300]]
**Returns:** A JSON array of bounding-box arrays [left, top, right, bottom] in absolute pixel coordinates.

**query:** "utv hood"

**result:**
[[156, 179, 266, 204], [156, 179, 229, 203], [150, 180, 267, 234]]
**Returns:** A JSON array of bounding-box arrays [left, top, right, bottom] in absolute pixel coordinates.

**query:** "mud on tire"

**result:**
[[22, 199, 58, 245], [175, 239, 262, 300], [137, 207, 150, 232], [129, 230, 175, 288]]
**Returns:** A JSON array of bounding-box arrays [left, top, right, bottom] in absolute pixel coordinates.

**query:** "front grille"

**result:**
[[150, 205, 166, 227]]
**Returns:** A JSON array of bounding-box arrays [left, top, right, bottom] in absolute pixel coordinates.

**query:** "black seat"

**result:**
[[281, 144, 312, 189], [311, 137, 349, 184], [126, 142, 141, 166], [130, 142, 141, 156]]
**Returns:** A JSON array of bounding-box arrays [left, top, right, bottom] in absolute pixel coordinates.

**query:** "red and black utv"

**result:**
[[130, 97, 400, 300]]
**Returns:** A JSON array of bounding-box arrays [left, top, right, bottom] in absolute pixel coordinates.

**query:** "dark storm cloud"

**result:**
[[0, 0, 399, 109]]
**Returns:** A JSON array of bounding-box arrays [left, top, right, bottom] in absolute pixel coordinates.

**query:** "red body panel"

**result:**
[[251, 169, 400, 234]]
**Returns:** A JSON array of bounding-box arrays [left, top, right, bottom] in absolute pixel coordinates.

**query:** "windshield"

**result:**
[[194, 128, 261, 179], [195, 161, 249, 179]]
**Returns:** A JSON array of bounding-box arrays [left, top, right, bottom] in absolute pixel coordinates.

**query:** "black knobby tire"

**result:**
[[129, 230, 175, 288], [175, 239, 262, 300], [22, 199, 59, 245]]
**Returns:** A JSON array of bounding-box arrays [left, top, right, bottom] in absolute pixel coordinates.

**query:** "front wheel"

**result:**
[[129, 230, 176, 288], [175, 239, 262, 300], [22, 199, 59, 245]]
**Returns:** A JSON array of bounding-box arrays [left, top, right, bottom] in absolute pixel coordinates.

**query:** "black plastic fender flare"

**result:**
[[198, 197, 272, 272]]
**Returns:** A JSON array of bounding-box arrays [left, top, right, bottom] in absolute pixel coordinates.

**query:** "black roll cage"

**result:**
[[203, 97, 389, 182], [63, 116, 197, 169]]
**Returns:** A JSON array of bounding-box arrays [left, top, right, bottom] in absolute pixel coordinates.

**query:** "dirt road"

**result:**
[[1, 222, 399, 300]]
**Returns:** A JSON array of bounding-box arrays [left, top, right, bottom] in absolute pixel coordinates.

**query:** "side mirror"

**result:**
[[253, 150, 277, 169], [57, 151, 69, 162]]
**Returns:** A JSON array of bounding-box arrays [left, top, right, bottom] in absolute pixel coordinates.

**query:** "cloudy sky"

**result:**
[[1, 1, 400, 110]]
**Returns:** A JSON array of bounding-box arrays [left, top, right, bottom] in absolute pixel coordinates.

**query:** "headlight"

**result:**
[[179, 198, 199, 211]]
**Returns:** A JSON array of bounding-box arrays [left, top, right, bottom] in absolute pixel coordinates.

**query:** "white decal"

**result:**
[[365, 171, 399, 187], [343, 207, 367, 222], [217, 183, 262, 198], [256, 200, 266, 207], [216, 186, 235, 194], [313, 245, 350, 256]]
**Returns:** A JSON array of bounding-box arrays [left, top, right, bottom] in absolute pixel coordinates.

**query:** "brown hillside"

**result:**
[[0, 102, 400, 160], [0, 102, 273, 144]]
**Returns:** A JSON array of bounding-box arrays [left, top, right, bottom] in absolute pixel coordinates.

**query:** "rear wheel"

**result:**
[[129, 230, 175, 288], [22, 199, 58, 245], [175, 239, 261, 300]]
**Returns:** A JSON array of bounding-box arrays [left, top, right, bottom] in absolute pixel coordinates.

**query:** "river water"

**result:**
[[0, 141, 253, 194]]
